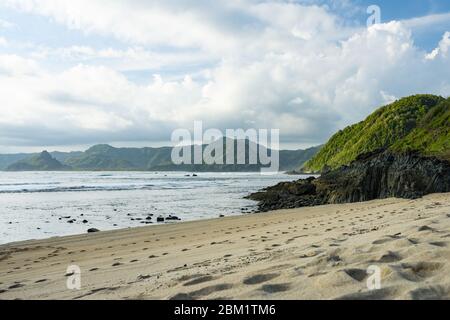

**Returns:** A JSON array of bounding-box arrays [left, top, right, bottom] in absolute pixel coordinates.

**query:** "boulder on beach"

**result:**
[[87, 228, 100, 233]]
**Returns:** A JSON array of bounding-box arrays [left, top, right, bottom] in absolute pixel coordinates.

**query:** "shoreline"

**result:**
[[1, 193, 450, 300]]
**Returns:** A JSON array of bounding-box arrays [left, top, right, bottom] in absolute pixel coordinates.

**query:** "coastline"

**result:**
[[1, 193, 450, 300]]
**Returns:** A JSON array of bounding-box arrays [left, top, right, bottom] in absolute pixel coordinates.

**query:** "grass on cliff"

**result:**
[[304, 94, 449, 172]]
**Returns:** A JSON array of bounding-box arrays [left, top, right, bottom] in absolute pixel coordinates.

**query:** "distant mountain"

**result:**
[[5, 151, 70, 171], [304, 94, 449, 172], [2, 140, 321, 172], [0, 151, 83, 170], [0, 153, 30, 170]]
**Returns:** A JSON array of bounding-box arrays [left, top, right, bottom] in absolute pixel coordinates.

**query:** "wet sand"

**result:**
[[1, 193, 450, 300]]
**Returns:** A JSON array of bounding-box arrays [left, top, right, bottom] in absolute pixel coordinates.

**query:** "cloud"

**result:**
[[0, 1, 450, 150], [403, 12, 450, 30], [0, 37, 7, 47], [426, 32, 450, 60], [29, 45, 215, 73]]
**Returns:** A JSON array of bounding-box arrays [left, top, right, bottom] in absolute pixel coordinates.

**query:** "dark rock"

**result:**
[[87, 228, 100, 233], [247, 151, 450, 212], [82, 220, 89, 224], [157, 216, 165, 222], [166, 215, 181, 221]]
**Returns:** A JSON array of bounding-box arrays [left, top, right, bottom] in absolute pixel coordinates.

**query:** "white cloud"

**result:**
[[403, 12, 450, 30], [426, 31, 450, 60], [30, 45, 213, 72], [0, 1, 450, 149], [0, 54, 40, 76], [0, 37, 7, 47]]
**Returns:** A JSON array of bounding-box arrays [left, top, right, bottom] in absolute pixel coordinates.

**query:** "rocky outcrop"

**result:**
[[247, 150, 450, 212]]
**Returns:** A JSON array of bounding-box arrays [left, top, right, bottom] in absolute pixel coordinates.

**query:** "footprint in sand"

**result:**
[[35, 279, 48, 283], [243, 273, 280, 285], [8, 283, 25, 289], [374, 251, 403, 263], [260, 283, 291, 293], [343, 269, 367, 282], [429, 241, 447, 247], [183, 275, 215, 287], [372, 237, 396, 245], [408, 285, 450, 300], [337, 287, 397, 300], [395, 262, 444, 282], [170, 284, 233, 300], [418, 226, 436, 232]]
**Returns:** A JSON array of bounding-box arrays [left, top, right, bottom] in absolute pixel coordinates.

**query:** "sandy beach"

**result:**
[[1, 193, 450, 300]]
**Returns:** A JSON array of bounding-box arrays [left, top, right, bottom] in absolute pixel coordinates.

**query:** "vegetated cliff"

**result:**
[[248, 94, 450, 211]]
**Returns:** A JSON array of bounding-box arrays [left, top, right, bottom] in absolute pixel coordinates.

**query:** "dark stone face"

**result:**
[[247, 150, 450, 212]]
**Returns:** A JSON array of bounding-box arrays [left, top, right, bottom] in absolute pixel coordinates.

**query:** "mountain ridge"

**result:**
[[3, 141, 321, 172], [5, 151, 70, 171]]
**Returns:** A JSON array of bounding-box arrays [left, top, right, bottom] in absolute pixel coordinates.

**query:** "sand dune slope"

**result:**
[[1, 193, 450, 300]]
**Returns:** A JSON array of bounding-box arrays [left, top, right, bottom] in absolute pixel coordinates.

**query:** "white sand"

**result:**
[[1, 193, 450, 300]]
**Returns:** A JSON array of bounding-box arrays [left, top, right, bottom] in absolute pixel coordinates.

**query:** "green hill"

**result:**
[[304, 94, 449, 172], [6, 151, 70, 171], [3, 141, 321, 172]]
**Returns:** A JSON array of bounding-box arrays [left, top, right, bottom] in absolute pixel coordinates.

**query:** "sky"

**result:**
[[0, 0, 449, 152]]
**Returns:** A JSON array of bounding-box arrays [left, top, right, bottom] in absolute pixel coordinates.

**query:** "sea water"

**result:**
[[0, 171, 306, 244]]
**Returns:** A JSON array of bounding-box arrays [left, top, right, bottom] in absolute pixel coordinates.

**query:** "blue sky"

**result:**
[[0, 0, 449, 152]]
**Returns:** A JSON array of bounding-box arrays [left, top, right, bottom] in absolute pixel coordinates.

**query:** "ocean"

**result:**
[[0, 171, 305, 244]]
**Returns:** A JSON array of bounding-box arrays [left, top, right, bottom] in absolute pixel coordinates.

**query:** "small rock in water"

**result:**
[[146, 216, 152, 221], [157, 216, 165, 222], [82, 220, 89, 224], [166, 215, 181, 221], [219, 215, 225, 218], [87, 228, 100, 233], [192, 174, 198, 177]]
